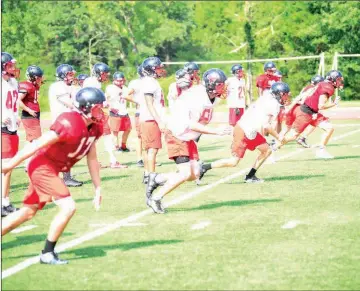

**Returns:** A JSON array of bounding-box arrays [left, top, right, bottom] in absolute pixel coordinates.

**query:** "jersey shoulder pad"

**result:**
[[50, 112, 84, 141], [19, 81, 34, 94], [319, 82, 335, 97]]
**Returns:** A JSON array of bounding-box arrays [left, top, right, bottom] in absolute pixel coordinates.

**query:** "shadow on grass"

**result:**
[[2, 232, 73, 251], [169, 198, 281, 212], [81, 175, 130, 185], [7, 239, 183, 260], [300, 155, 360, 162], [225, 174, 325, 184]]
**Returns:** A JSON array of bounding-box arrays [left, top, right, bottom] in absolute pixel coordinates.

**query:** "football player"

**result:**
[[146, 69, 231, 214], [138, 57, 167, 184], [199, 82, 291, 184], [18, 65, 45, 168], [276, 70, 343, 159], [77, 74, 89, 87], [295, 75, 325, 148], [256, 61, 279, 97], [105, 72, 136, 152], [127, 65, 145, 167], [2, 87, 105, 265], [49, 64, 84, 187], [184, 62, 201, 85], [83, 63, 127, 169], [226, 64, 250, 127], [1, 52, 20, 217]]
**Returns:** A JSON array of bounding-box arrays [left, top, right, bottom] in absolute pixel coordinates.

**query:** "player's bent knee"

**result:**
[[54, 196, 76, 216]]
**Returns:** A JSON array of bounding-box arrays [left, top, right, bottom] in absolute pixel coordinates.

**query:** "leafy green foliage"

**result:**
[[2, 0, 360, 108]]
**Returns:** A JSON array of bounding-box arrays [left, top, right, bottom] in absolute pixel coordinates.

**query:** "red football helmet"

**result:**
[[1, 52, 20, 79]]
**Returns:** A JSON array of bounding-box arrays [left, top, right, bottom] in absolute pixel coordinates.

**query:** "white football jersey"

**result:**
[[167, 85, 215, 141], [128, 78, 142, 114], [105, 84, 129, 115], [239, 94, 280, 139], [48, 81, 74, 122], [82, 76, 102, 90], [167, 82, 179, 112], [226, 76, 246, 108], [1, 77, 19, 132], [138, 76, 165, 122]]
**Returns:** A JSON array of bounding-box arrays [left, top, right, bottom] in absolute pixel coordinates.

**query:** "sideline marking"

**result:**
[[2, 128, 360, 280], [281, 220, 302, 229]]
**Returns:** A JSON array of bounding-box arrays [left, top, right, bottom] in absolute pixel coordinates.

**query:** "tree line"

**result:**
[[2, 1, 360, 111]]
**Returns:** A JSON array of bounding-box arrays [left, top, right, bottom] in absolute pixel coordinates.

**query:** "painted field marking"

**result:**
[[191, 221, 212, 230], [10, 225, 37, 234], [281, 220, 302, 229], [2, 128, 360, 280]]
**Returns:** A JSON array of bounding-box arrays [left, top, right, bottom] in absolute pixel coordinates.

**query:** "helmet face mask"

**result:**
[[64, 70, 76, 85], [203, 68, 227, 99], [142, 57, 166, 78], [75, 87, 106, 123], [154, 64, 166, 78], [4, 60, 20, 79], [56, 64, 76, 85], [264, 62, 277, 75], [270, 82, 291, 105], [89, 104, 105, 124], [175, 69, 191, 89], [26, 65, 44, 86]]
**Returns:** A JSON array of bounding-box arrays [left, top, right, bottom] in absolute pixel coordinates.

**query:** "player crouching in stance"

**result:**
[[199, 82, 291, 184], [146, 69, 231, 214], [276, 70, 343, 159], [1, 87, 105, 265]]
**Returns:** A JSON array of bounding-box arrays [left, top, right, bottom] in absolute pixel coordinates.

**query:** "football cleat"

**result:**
[[244, 175, 264, 184], [40, 251, 68, 265], [198, 163, 208, 181], [143, 173, 149, 185], [147, 198, 166, 214], [155, 162, 162, 167], [1, 206, 10, 218], [297, 137, 311, 148], [146, 173, 161, 199], [316, 148, 334, 159], [136, 160, 144, 167], [110, 162, 128, 169], [5, 203, 19, 213], [64, 177, 83, 187], [118, 147, 131, 153]]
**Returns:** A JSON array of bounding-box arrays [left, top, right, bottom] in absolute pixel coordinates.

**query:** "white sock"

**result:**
[[103, 135, 117, 164], [2, 197, 10, 207]]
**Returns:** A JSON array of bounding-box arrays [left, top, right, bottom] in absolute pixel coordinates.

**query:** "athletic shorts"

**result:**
[[231, 125, 267, 158], [229, 108, 245, 126], [140, 120, 162, 150], [23, 155, 71, 210], [1, 132, 19, 159], [21, 117, 42, 141], [109, 115, 132, 132], [165, 132, 199, 161], [292, 106, 329, 133]]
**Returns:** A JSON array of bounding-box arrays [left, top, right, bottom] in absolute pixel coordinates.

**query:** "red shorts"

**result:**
[[229, 108, 245, 126], [140, 121, 162, 150], [109, 115, 132, 132], [292, 106, 329, 133], [278, 107, 285, 123], [21, 118, 42, 141], [231, 125, 267, 158], [135, 114, 141, 138], [1, 132, 19, 159], [165, 132, 199, 161], [102, 115, 111, 136], [23, 155, 70, 210]]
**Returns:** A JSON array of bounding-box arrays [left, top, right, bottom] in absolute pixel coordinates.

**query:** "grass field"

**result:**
[[2, 119, 360, 290]]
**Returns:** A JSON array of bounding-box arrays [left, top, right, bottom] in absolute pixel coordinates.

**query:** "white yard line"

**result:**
[[10, 225, 37, 234], [2, 128, 360, 280]]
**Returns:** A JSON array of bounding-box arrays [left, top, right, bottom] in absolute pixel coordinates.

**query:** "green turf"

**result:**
[[2, 120, 360, 290]]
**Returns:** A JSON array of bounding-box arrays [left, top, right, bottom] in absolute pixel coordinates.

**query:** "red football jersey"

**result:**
[[304, 81, 335, 113], [301, 84, 315, 93], [19, 81, 40, 112], [256, 74, 279, 90], [36, 111, 103, 172]]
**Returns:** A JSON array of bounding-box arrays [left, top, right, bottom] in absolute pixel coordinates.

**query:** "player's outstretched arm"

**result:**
[[189, 121, 232, 136], [1, 131, 59, 174], [87, 143, 101, 211]]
